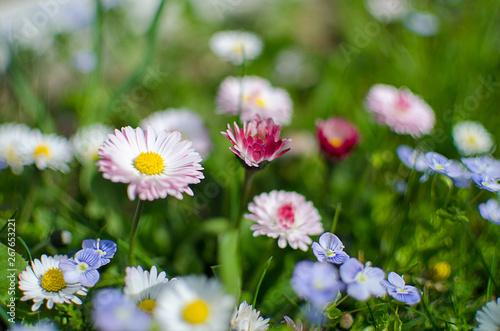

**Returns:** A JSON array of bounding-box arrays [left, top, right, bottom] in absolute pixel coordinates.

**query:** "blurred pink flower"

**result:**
[[221, 117, 291, 168], [365, 84, 435, 137], [245, 190, 324, 251], [316, 118, 360, 162], [96, 126, 204, 201]]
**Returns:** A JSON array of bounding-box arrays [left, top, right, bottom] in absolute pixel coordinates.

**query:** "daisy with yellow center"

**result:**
[[96, 126, 204, 201], [69, 123, 112, 164], [209, 30, 263, 65], [24, 129, 73, 173], [452, 121, 493, 156], [18, 255, 87, 311], [154, 276, 235, 331], [0, 122, 32, 175]]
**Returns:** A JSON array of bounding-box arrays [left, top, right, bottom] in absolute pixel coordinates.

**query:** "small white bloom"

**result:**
[[18, 255, 87, 311], [210, 30, 263, 65], [0, 123, 32, 174], [474, 298, 500, 331], [70, 123, 113, 164], [452, 121, 494, 156], [364, 0, 408, 22], [22, 129, 73, 173], [231, 301, 270, 331]]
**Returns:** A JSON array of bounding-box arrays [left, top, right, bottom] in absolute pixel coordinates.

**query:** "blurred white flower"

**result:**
[[452, 121, 494, 156], [70, 123, 112, 164], [364, 0, 408, 22], [210, 30, 263, 65], [70, 50, 97, 73], [403, 11, 439, 37]]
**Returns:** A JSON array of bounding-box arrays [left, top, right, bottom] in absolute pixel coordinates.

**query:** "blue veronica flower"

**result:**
[[462, 155, 500, 178], [472, 174, 500, 192], [425, 152, 450, 174], [445, 160, 472, 188], [59, 248, 101, 287], [478, 199, 500, 225], [291, 260, 345, 309], [82, 238, 117, 266], [92, 289, 152, 331], [396, 145, 428, 172], [339, 258, 386, 302], [312, 232, 349, 264], [381, 272, 421, 305]]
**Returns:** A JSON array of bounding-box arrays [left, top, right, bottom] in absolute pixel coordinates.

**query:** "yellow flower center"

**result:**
[[255, 96, 266, 108], [138, 299, 156, 314], [433, 261, 451, 281], [34, 145, 50, 158], [182, 299, 210, 324], [233, 43, 244, 54], [466, 135, 477, 147], [134, 152, 164, 175], [328, 137, 343, 148], [41, 268, 66, 292]]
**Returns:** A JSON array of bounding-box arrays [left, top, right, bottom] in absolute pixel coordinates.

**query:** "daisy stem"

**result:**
[[128, 199, 145, 266], [330, 202, 342, 234], [236, 168, 258, 228]]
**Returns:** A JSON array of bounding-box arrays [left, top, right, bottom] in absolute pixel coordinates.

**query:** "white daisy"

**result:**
[[364, 0, 408, 23], [452, 121, 494, 156], [18, 254, 87, 311], [474, 298, 500, 331], [123, 265, 173, 314], [70, 123, 113, 164], [139, 108, 212, 159], [154, 275, 235, 331], [22, 129, 73, 173], [209, 30, 263, 65], [231, 301, 270, 331], [0, 123, 32, 175]]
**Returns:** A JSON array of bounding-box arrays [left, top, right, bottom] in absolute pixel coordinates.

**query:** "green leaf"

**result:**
[[217, 229, 241, 298], [326, 306, 343, 324], [0, 243, 29, 302]]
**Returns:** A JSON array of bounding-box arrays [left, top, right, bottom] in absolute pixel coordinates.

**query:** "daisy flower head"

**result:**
[[96, 126, 204, 201], [0, 122, 32, 174], [18, 254, 87, 311], [209, 30, 263, 65], [316, 117, 360, 162], [364, 0, 408, 23], [216, 76, 293, 126], [339, 258, 386, 302], [479, 199, 500, 225], [245, 190, 323, 251], [82, 238, 117, 266], [92, 288, 152, 331], [365, 84, 435, 137], [222, 117, 291, 169], [291, 260, 345, 309], [230, 300, 270, 331], [452, 121, 494, 156], [311, 232, 349, 264], [70, 123, 113, 164], [124, 265, 173, 314], [59, 248, 101, 287], [381, 272, 421, 305], [23, 129, 73, 173], [154, 275, 235, 331], [474, 298, 500, 331], [139, 108, 212, 159]]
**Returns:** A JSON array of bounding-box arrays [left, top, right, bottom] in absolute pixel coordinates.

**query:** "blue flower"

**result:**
[[339, 258, 386, 302], [472, 174, 500, 192], [396, 145, 428, 172], [82, 238, 117, 266], [425, 152, 450, 174], [59, 248, 101, 287], [291, 260, 345, 309], [445, 160, 472, 188], [462, 155, 500, 178], [312, 232, 349, 264], [92, 289, 152, 331], [479, 199, 500, 225], [381, 272, 421, 305]]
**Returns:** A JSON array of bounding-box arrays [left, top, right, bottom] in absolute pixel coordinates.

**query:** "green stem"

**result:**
[[128, 199, 145, 266], [235, 168, 258, 228], [366, 300, 379, 331], [421, 296, 439, 331], [330, 202, 342, 233]]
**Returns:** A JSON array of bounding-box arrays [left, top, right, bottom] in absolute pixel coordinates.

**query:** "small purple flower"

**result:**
[[396, 145, 428, 172], [312, 232, 349, 264], [83, 238, 117, 266], [472, 174, 500, 192], [479, 199, 500, 225], [59, 248, 101, 287], [92, 289, 152, 331], [339, 258, 386, 302], [462, 155, 500, 178], [425, 152, 450, 174], [291, 260, 345, 309], [381, 272, 421, 305], [445, 160, 472, 188]]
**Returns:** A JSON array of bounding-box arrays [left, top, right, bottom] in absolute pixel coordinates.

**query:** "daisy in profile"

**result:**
[[23, 129, 73, 173], [365, 84, 435, 137], [316, 117, 360, 162], [245, 190, 324, 251], [230, 301, 270, 331], [452, 121, 494, 156], [70, 123, 112, 164], [216, 76, 293, 126], [0, 122, 31, 174], [140, 108, 212, 159], [222, 117, 291, 169], [96, 126, 204, 201], [474, 298, 500, 331], [209, 30, 263, 65], [154, 275, 235, 331], [18, 254, 87, 311], [124, 265, 173, 314]]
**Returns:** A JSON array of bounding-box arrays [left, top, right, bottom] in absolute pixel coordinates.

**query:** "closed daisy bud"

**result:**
[[316, 118, 360, 162]]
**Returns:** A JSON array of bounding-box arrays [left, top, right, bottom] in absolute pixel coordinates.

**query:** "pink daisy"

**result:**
[[245, 190, 324, 251], [316, 117, 360, 162], [216, 76, 293, 126], [96, 126, 204, 201], [365, 84, 435, 137], [221, 117, 291, 168]]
